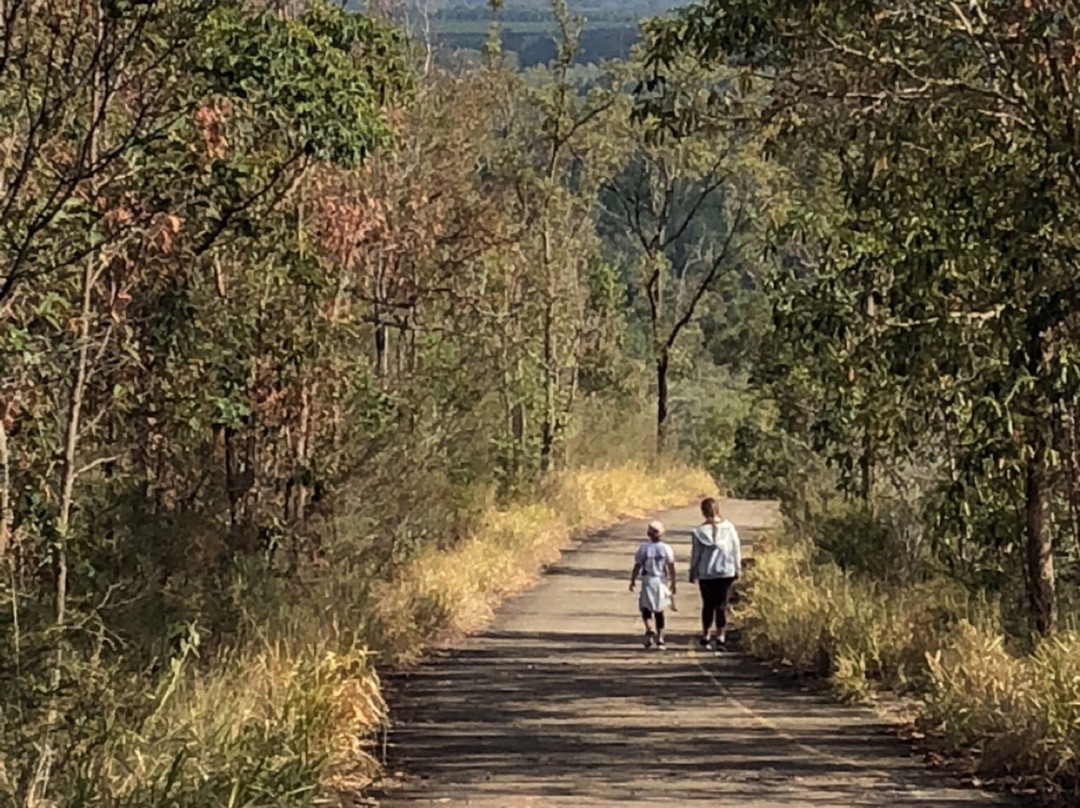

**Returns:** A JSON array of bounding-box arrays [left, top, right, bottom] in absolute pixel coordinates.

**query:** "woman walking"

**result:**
[[689, 497, 741, 651]]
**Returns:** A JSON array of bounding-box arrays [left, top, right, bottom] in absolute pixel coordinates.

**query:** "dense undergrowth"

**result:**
[[0, 462, 710, 806], [741, 508, 1080, 801]]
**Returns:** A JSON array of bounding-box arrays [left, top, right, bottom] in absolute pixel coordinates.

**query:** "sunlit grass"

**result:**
[[375, 461, 714, 663], [743, 532, 1080, 796]]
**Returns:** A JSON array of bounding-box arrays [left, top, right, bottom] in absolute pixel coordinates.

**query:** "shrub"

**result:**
[[744, 529, 1080, 797], [741, 533, 991, 698], [0, 640, 385, 807], [925, 627, 1080, 794]]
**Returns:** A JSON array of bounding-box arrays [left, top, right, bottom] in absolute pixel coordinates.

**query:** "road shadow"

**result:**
[[380, 628, 1003, 806], [376, 501, 1009, 807]]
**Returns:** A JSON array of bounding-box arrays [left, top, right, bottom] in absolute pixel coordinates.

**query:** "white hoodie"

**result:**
[[690, 519, 741, 581]]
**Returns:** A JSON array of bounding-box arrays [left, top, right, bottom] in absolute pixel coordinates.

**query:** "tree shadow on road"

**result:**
[[379, 629, 1005, 806]]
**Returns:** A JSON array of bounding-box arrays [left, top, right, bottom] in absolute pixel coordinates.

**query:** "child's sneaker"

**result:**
[[656, 637, 666, 650], [644, 630, 655, 649]]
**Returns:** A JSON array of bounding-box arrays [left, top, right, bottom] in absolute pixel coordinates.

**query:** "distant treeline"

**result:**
[[436, 24, 640, 66], [438, 4, 638, 22], [425, 0, 684, 67]]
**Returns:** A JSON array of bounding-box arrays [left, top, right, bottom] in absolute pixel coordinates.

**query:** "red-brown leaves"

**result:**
[[193, 101, 234, 160], [317, 192, 388, 269]]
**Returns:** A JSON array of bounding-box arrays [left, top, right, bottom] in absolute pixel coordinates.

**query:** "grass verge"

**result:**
[[740, 532, 1080, 800], [1, 462, 711, 806], [374, 461, 715, 664]]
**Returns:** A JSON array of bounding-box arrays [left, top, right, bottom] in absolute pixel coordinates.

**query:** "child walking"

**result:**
[[629, 520, 676, 649]]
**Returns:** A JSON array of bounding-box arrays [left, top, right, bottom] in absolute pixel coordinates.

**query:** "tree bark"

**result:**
[[540, 297, 556, 474], [0, 413, 11, 560], [1022, 313, 1055, 635], [374, 306, 389, 378], [860, 429, 875, 507], [54, 230, 93, 637], [224, 426, 236, 528], [1063, 401, 1080, 570], [861, 282, 876, 508], [1025, 436, 1055, 635], [656, 350, 669, 456]]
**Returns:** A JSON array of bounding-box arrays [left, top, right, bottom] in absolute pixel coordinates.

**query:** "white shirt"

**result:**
[[635, 540, 674, 579]]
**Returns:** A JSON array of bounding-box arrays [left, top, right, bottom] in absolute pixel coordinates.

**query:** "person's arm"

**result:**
[[689, 531, 700, 583], [665, 545, 677, 594], [733, 526, 742, 578], [629, 562, 641, 591]]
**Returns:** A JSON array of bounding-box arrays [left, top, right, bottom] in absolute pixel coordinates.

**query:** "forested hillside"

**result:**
[[395, 0, 686, 67], [5, 0, 1080, 804], [645, 0, 1080, 798], [0, 1, 756, 803]]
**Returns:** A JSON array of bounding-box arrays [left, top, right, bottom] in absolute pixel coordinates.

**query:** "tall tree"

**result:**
[[599, 54, 766, 454], [647, 0, 1080, 633]]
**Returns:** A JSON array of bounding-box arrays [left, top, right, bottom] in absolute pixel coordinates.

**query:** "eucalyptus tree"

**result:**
[[597, 52, 778, 455], [520, 0, 618, 472], [647, 0, 1080, 633]]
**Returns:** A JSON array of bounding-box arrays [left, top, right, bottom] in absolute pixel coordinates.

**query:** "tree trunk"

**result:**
[[0, 414, 11, 560], [1025, 437, 1055, 635], [860, 429, 875, 507], [1063, 401, 1080, 570], [55, 245, 95, 636], [373, 249, 389, 378], [224, 425, 238, 530], [540, 298, 556, 474], [656, 350, 669, 457], [511, 402, 525, 473], [861, 280, 877, 508], [374, 308, 389, 378]]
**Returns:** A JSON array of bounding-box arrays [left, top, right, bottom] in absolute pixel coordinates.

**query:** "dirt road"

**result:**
[[378, 500, 1014, 807]]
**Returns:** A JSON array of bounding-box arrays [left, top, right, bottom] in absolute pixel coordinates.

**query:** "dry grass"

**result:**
[[375, 461, 714, 663], [743, 531, 1080, 798], [925, 626, 1080, 793], [2, 640, 389, 807], [740, 534, 995, 700], [1, 461, 708, 806]]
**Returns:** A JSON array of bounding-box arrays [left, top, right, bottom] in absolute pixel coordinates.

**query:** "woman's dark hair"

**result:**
[[701, 497, 719, 520]]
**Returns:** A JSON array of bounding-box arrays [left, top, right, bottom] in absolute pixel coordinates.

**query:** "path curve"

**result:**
[[377, 500, 1013, 807]]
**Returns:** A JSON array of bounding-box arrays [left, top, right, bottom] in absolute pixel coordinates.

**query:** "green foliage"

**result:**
[[675, 373, 788, 498], [646, 0, 1080, 636], [200, 2, 412, 166]]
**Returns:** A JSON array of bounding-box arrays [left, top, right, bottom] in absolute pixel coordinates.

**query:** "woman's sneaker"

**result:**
[[698, 635, 711, 649], [656, 637, 666, 650]]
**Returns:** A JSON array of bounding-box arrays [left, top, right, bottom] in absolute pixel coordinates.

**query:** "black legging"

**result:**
[[640, 608, 666, 631], [699, 577, 736, 634]]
